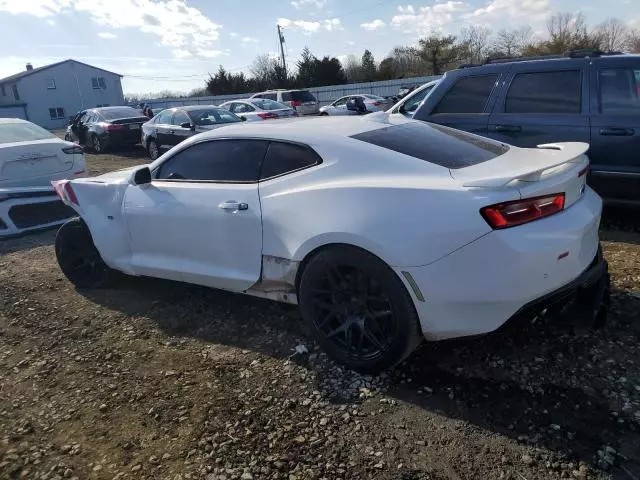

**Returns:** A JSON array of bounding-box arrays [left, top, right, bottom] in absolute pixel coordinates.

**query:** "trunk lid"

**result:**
[[452, 142, 590, 208], [0, 139, 77, 187]]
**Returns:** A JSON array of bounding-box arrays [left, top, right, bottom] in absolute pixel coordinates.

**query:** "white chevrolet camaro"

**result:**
[[52, 114, 609, 373]]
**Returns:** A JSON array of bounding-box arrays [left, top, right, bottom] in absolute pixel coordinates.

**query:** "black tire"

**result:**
[[298, 246, 422, 373], [147, 139, 160, 160], [319, 112, 329, 116], [55, 218, 116, 289], [91, 134, 103, 154]]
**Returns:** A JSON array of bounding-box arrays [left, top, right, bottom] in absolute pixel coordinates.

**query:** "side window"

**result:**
[[334, 97, 348, 107], [433, 75, 497, 114], [260, 142, 321, 180], [281, 92, 292, 102], [253, 94, 263, 99], [172, 111, 190, 126], [156, 140, 268, 182], [265, 93, 277, 101], [505, 70, 581, 114], [157, 110, 172, 124], [226, 103, 238, 113], [598, 68, 640, 114], [404, 86, 434, 113]]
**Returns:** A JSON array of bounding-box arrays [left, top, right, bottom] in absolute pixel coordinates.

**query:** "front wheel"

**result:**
[[147, 139, 160, 160], [55, 218, 116, 289], [298, 246, 422, 373], [91, 134, 103, 154]]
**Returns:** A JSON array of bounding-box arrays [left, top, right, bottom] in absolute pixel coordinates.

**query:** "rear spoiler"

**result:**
[[456, 142, 589, 189]]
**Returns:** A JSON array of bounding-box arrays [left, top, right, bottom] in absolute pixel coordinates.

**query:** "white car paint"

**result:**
[[319, 95, 394, 116], [388, 79, 440, 119], [219, 99, 297, 122], [53, 115, 602, 343]]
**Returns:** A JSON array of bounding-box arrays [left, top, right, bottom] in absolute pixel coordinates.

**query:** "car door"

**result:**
[[588, 57, 640, 204], [488, 61, 590, 147], [76, 112, 91, 145], [154, 110, 174, 151], [169, 110, 194, 147], [123, 139, 269, 290], [414, 68, 505, 135], [331, 96, 352, 116]]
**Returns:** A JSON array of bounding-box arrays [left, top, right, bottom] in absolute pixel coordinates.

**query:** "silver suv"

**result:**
[[251, 89, 319, 116]]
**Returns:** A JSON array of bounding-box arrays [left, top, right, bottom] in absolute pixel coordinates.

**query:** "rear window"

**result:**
[[282, 90, 316, 102], [505, 70, 581, 114], [189, 108, 242, 125], [100, 107, 142, 120], [433, 75, 497, 114], [350, 122, 509, 169], [249, 99, 290, 111], [0, 122, 55, 144]]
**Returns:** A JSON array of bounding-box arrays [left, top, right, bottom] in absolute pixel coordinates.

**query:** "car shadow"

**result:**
[[0, 228, 56, 254], [601, 206, 640, 245], [79, 275, 640, 472]]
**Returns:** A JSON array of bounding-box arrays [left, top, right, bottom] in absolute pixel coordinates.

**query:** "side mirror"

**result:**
[[132, 167, 151, 186], [181, 122, 195, 131]]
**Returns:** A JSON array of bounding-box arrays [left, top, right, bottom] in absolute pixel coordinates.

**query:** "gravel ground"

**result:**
[[1, 149, 639, 480]]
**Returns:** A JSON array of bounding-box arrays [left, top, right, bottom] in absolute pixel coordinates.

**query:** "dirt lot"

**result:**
[[1, 148, 639, 480]]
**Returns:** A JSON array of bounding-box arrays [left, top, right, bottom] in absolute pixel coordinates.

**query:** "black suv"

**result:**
[[413, 51, 640, 205]]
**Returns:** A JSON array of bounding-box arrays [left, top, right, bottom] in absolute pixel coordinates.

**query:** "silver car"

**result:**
[[250, 89, 319, 116], [219, 99, 298, 121], [319, 94, 394, 116]]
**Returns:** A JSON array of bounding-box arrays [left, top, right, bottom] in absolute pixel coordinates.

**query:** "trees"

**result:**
[[594, 18, 628, 52], [296, 47, 317, 87], [416, 34, 461, 75], [627, 29, 640, 53], [459, 25, 492, 64], [492, 26, 533, 58], [361, 50, 377, 82]]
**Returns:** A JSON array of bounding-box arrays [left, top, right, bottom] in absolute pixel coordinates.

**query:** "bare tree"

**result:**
[[388, 46, 425, 76], [545, 12, 598, 53], [493, 26, 533, 57], [626, 29, 640, 53], [594, 18, 628, 51], [459, 25, 492, 63], [342, 54, 363, 83], [250, 54, 278, 83]]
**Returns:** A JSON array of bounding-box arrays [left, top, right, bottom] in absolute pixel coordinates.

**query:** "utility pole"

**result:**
[[277, 24, 287, 76]]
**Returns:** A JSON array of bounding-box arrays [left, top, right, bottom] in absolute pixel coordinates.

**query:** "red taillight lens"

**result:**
[[104, 123, 126, 132], [290, 100, 303, 107], [578, 165, 589, 177], [480, 193, 565, 229], [258, 112, 279, 119], [62, 145, 84, 155], [64, 182, 79, 205], [372, 101, 382, 106]]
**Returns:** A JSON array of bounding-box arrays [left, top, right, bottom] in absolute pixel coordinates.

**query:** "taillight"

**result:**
[[62, 145, 84, 155], [53, 180, 79, 206], [258, 112, 279, 120], [104, 123, 126, 132], [64, 182, 79, 205], [372, 101, 382, 106], [480, 193, 565, 229], [578, 166, 589, 177], [290, 101, 303, 107]]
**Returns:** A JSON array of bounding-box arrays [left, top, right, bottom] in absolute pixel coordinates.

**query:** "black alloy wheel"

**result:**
[[91, 134, 103, 153], [148, 139, 160, 160]]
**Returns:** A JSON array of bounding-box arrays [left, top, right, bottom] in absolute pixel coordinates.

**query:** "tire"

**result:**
[[64, 133, 72, 141], [55, 218, 116, 289], [147, 139, 160, 160], [91, 134, 103, 154], [319, 112, 329, 116], [298, 246, 422, 373]]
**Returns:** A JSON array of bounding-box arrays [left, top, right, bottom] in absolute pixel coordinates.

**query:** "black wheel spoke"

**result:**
[[316, 311, 335, 330], [345, 326, 353, 359], [362, 322, 385, 351], [326, 323, 346, 339], [311, 298, 344, 313], [368, 309, 392, 320]]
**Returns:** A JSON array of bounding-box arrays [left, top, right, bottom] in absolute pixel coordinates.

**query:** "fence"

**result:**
[[142, 75, 441, 110]]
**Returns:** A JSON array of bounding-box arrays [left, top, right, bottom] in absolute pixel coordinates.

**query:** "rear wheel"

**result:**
[[91, 134, 103, 153], [147, 139, 160, 160], [55, 218, 115, 289], [298, 246, 422, 373]]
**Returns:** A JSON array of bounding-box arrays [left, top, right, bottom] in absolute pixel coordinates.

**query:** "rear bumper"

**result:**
[[100, 131, 141, 148]]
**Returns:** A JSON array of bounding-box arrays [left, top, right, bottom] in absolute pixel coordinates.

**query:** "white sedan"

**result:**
[[319, 94, 393, 116], [1, 118, 87, 236], [52, 115, 608, 372], [219, 98, 297, 121]]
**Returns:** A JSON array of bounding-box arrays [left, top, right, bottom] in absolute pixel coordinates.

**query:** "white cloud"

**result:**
[[291, 0, 328, 9], [0, 0, 222, 58], [241, 36, 258, 44], [360, 19, 386, 31], [230, 32, 238, 38], [468, 0, 549, 21], [97, 32, 117, 39], [392, 2, 468, 34], [278, 17, 341, 34]]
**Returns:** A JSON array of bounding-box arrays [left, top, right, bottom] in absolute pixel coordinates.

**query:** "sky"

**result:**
[[0, 0, 638, 95]]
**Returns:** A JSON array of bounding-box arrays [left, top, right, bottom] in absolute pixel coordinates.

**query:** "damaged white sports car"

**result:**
[[52, 115, 609, 372]]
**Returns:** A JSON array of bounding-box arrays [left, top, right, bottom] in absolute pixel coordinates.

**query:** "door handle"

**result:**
[[600, 127, 634, 136], [218, 200, 248, 211], [495, 125, 522, 133]]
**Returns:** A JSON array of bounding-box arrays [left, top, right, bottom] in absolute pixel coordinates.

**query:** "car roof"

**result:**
[[0, 118, 30, 125], [91, 106, 138, 112], [456, 52, 640, 71]]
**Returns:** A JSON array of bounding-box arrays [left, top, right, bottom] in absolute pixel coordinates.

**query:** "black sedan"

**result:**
[[65, 106, 149, 153], [141, 105, 244, 160]]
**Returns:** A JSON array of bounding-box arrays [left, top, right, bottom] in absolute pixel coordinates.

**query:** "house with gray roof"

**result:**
[[0, 59, 125, 129]]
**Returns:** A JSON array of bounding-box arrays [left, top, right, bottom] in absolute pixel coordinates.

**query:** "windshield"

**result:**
[[250, 99, 290, 111], [190, 108, 242, 125], [100, 107, 143, 120], [403, 82, 438, 113], [0, 122, 56, 144]]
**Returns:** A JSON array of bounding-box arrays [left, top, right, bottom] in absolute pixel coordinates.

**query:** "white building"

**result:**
[[0, 59, 125, 130]]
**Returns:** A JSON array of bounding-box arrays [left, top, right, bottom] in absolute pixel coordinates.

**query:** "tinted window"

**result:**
[[100, 107, 142, 120], [260, 142, 321, 180], [403, 84, 436, 113], [156, 140, 268, 182], [433, 75, 497, 114], [250, 99, 289, 111], [350, 122, 509, 169], [599, 68, 640, 114], [0, 122, 55, 144], [190, 108, 242, 125], [172, 111, 191, 126], [505, 70, 581, 114], [333, 97, 349, 107], [156, 110, 172, 124], [287, 90, 316, 102]]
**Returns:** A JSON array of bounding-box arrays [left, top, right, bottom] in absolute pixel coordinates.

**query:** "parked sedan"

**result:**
[[219, 99, 297, 121], [65, 106, 148, 153], [141, 106, 244, 160], [319, 94, 393, 116], [53, 115, 607, 373]]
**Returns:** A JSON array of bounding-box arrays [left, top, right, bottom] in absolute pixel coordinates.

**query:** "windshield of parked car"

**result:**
[[0, 122, 56, 144], [249, 99, 290, 111], [282, 90, 316, 102], [189, 108, 242, 125], [99, 107, 143, 120], [351, 122, 509, 169]]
